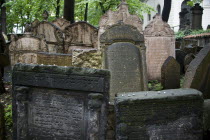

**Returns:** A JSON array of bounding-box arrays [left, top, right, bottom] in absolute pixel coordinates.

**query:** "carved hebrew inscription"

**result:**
[[28, 88, 85, 139]]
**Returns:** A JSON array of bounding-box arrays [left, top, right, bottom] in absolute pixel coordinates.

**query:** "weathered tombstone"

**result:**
[[161, 56, 180, 89], [115, 89, 203, 140], [176, 50, 187, 74], [100, 23, 147, 102], [184, 53, 195, 71], [191, 3, 203, 30], [0, 103, 5, 140], [12, 64, 110, 140], [204, 99, 210, 140], [183, 44, 210, 99], [98, 0, 143, 44], [9, 33, 48, 67], [37, 52, 72, 66], [64, 21, 98, 54], [144, 14, 175, 80], [179, 0, 191, 30], [52, 18, 71, 31]]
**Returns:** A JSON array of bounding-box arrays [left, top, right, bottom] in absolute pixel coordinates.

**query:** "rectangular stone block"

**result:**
[[115, 89, 203, 140], [13, 64, 110, 140]]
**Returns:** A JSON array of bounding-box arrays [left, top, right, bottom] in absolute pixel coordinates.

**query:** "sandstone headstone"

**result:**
[[37, 52, 72, 66], [12, 64, 110, 140], [191, 4, 203, 30], [9, 33, 47, 67], [161, 56, 180, 89], [64, 21, 98, 53], [115, 89, 203, 140], [183, 44, 210, 99], [98, 0, 143, 43], [0, 104, 5, 140], [144, 14, 175, 80], [100, 23, 147, 102], [179, 0, 191, 30]]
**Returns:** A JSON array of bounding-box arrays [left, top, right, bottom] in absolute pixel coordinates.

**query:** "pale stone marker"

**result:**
[[100, 23, 147, 102], [13, 64, 110, 140], [115, 89, 203, 140], [161, 56, 180, 89], [144, 14, 175, 80], [183, 44, 210, 99]]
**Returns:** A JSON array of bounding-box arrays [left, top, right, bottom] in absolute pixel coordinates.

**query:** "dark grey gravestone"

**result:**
[[183, 44, 210, 99], [191, 4, 203, 30], [0, 103, 5, 140], [115, 89, 203, 140], [176, 50, 187, 74], [105, 42, 144, 102], [12, 64, 110, 140], [161, 56, 180, 89]]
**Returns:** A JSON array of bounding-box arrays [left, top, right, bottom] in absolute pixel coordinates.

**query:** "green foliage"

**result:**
[[4, 104, 12, 132], [180, 76, 185, 87], [187, 0, 203, 7], [175, 29, 210, 39], [148, 80, 163, 91]]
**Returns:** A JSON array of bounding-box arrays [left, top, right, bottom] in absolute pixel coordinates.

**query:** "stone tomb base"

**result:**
[[115, 89, 203, 140]]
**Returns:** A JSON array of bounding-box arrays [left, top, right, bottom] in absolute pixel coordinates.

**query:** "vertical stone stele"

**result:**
[[144, 14, 175, 80], [115, 89, 203, 140]]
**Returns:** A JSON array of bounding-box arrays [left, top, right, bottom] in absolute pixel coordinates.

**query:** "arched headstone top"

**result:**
[[52, 18, 71, 31], [144, 14, 174, 37], [100, 23, 144, 45]]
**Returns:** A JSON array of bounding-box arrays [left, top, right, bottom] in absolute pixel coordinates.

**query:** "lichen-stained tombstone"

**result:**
[[99, 0, 143, 41], [115, 89, 203, 140], [12, 64, 110, 140], [100, 23, 148, 102], [9, 33, 48, 67], [144, 14, 175, 80], [52, 18, 71, 31], [161, 56, 180, 89], [0, 104, 5, 140], [183, 44, 210, 99], [64, 21, 98, 54]]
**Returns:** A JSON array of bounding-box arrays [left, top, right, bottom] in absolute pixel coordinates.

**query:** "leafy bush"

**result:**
[[148, 80, 163, 91]]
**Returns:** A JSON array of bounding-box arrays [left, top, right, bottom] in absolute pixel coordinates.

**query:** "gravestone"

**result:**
[[144, 14, 175, 80], [52, 18, 71, 31], [179, 0, 191, 30], [161, 56, 180, 89], [98, 0, 143, 45], [184, 53, 195, 71], [0, 103, 5, 140], [64, 21, 98, 54], [183, 44, 210, 99], [115, 89, 203, 140], [9, 33, 48, 67], [12, 64, 110, 140], [176, 50, 187, 74], [191, 4, 203, 30], [37, 52, 72, 66], [100, 23, 147, 102]]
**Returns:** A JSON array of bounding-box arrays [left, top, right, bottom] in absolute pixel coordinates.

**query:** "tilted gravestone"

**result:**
[[0, 103, 5, 140], [161, 56, 180, 89], [12, 64, 110, 140], [144, 14, 175, 80], [100, 23, 147, 102], [183, 44, 210, 99], [115, 89, 203, 140]]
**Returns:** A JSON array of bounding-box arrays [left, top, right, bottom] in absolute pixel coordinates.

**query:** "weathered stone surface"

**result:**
[[13, 64, 110, 140], [64, 21, 98, 53], [99, 0, 143, 40], [204, 99, 210, 139], [184, 53, 195, 71], [183, 44, 210, 99], [37, 52, 72, 66], [161, 56, 180, 89], [72, 49, 102, 69], [144, 14, 175, 80], [9, 33, 47, 67], [115, 89, 203, 140], [191, 4, 203, 30], [100, 23, 147, 102], [52, 18, 71, 31], [176, 50, 187, 74], [0, 104, 5, 140], [179, 0, 191, 30]]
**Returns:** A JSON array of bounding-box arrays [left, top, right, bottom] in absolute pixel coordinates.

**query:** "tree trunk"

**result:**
[[56, 0, 61, 18], [162, 0, 172, 22], [84, 3, 88, 21], [64, 0, 75, 23], [0, 0, 7, 34]]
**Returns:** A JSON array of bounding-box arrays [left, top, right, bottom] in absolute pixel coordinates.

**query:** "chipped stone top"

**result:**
[[100, 23, 144, 44], [144, 14, 174, 37], [52, 18, 71, 31], [13, 63, 110, 77], [115, 89, 203, 104], [99, 0, 143, 37]]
